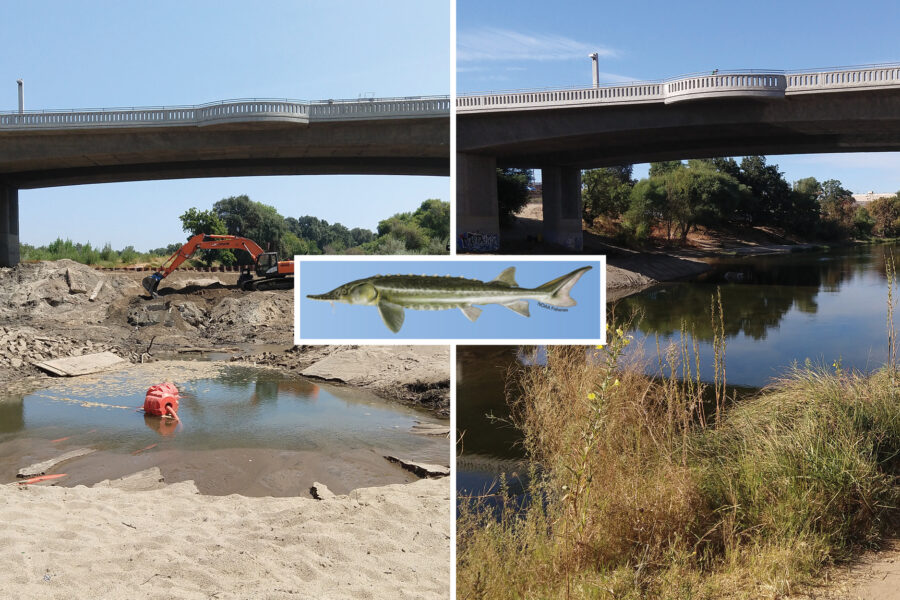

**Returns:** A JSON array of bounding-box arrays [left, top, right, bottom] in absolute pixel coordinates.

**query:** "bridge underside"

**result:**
[[457, 89, 900, 252], [0, 118, 449, 188], [0, 117, 448, 266]]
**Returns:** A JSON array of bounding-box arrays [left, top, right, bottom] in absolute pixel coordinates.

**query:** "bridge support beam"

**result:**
[[456, 152, 500, 252], [541, 166, 583, 251], [0, 184, 19, 267]]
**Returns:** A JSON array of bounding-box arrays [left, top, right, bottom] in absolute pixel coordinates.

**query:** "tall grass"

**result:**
[[458, 300, 900, 599]]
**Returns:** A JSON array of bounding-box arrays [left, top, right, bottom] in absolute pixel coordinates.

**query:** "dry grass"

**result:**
[[458, 314, 900, 599]]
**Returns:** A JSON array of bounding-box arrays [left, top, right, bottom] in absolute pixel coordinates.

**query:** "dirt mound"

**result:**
[[0, 260, 140, 322], [208, 293, 291, 328]]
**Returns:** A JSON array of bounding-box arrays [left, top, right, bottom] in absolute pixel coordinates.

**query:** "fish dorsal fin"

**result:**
[[460, 305, 483, 322], [377, 301, 405, 333], [490, 267, 519, 287], [503, 300, 530, 318]]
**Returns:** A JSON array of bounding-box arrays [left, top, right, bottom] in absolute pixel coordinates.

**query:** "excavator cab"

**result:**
[[255, 252, 280, 277]]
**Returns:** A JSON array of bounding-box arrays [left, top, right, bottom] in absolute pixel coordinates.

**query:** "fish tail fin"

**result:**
[[536, 266, 592, 307]]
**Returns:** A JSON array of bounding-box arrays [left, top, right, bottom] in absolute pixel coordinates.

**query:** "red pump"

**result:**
[[144, 383, 180, 417]]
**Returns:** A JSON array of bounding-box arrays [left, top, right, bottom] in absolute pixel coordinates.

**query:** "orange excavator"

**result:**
[[141, 234, 294, 298]]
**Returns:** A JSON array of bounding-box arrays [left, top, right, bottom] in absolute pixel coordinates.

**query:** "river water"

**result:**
[[458, 243, 899, 495], [1, 365, 448, 496]]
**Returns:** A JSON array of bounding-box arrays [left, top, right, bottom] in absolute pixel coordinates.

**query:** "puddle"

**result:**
[[0, 362, 448, 496]]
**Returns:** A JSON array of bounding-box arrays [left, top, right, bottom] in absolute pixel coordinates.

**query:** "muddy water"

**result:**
[[0, 363, 448, 496]]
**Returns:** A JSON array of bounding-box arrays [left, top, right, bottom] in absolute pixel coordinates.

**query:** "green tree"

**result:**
[[737, 156, 792, 225], [178, 207, 234, 266], [818, 179, 856, 238], [412, 198, 451, 241], [213, 195, 286, 261], [497, 168, 533, 225], [648, 161, 683, 177], [582, 165, 634, 222], [867, 194, 900, 237], [624, 177, 667, 241], [786, 177, 822, 235], [853, 206, 875, 238]]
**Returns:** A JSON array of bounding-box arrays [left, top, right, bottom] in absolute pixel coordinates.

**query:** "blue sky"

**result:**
[[3, 0, 449, 251], [296, 260, 603, 341], [458, 0, 900, 194]]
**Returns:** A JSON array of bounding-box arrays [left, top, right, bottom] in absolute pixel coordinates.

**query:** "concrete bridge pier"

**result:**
[[456, 152, 500, 252], [541, 166, 583, 251], [0, 183, 19, 267]]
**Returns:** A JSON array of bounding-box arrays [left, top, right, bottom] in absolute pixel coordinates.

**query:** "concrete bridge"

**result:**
[[0, 95, 449, 266], [456, 63, 900, 252]]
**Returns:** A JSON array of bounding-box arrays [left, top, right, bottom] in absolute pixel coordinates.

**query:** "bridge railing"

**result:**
[[0, 96, 449, 130], [456, 83, 665, 110], [458, 62, 900, 112], [308, 97, 451, 120], [786, 65, 900, 93]]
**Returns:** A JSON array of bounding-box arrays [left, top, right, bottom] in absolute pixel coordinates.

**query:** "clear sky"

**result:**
[[297, 260, 603, 341], [3, 0, 450, 251], [458, 0, 900, 194]]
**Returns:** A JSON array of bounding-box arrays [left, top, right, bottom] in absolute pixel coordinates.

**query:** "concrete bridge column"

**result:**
[[0, 184, 19, 267], [456, 152, 500, 252], [541, 166, 583, 251]]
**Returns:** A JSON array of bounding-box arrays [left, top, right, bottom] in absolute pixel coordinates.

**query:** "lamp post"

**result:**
[[16, 79, 24, 113], [588, 53, 599, 88]]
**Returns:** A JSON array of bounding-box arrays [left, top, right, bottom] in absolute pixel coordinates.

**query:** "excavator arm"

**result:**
[[142, 234, 268, 297]]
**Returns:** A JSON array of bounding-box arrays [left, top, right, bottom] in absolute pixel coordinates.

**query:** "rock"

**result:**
[[10, 357, 22, 368], [309, 482, 336, 500], [66, 267, 90, 294], [175, 301, 207, 327], [384, 456, 450, 478]]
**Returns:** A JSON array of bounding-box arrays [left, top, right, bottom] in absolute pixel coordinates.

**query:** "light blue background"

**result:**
[[297, 260, 603, 340]]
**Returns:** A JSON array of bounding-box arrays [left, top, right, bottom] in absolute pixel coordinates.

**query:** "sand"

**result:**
[[0, 471, 450, 599]]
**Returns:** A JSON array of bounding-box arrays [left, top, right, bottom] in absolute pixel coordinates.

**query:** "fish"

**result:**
[[306, 265, 592, 333]]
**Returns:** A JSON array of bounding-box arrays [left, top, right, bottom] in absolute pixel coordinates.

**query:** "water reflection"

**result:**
[[143, 414, 178, 437], [616, 243, 899, 386], [0, 366, 441, 457], [0, 396, 24, 435]]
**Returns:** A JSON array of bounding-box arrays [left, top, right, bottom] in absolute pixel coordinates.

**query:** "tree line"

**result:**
[[179, 195, 450, 265], [498, 157, 900, 243], [21, 196, 449, 266]]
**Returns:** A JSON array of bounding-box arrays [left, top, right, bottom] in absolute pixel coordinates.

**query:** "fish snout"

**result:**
[[307, 291, 340, 301]]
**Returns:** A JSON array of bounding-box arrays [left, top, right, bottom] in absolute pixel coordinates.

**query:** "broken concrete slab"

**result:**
[[94, 467, 170, 492], [384, 456, 450, 479], [17, 447, 97, 478], [410, 422, 450, 436], [309, 481, 336, 500], [88, 279, 104, 301], [66, 267, 90, 294], [32, 351, 125, 376]]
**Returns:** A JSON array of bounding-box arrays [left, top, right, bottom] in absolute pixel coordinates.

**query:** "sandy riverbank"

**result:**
[[0, 471, 450, 599]]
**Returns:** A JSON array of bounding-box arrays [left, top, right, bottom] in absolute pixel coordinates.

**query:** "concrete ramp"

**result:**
[[33, 351, 125, 376]]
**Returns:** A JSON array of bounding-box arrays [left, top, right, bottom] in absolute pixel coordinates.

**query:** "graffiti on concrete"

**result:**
[[457, 231, 499, 252]]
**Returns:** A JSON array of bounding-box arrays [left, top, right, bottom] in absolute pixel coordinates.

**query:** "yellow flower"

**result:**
[[587, 392, 596, 400], [614, 379, 620, 387], [616, 328, 624, 337], [595, 344, 604, 349]]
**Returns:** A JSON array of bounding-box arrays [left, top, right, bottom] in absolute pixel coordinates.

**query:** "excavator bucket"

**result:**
[[142, 273, 163, 298]]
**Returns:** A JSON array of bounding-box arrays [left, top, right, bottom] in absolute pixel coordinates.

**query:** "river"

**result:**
[[458, 242, 900, 496]]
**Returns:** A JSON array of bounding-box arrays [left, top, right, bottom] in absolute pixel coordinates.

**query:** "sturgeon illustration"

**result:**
[[306, 265, 592, 333]]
